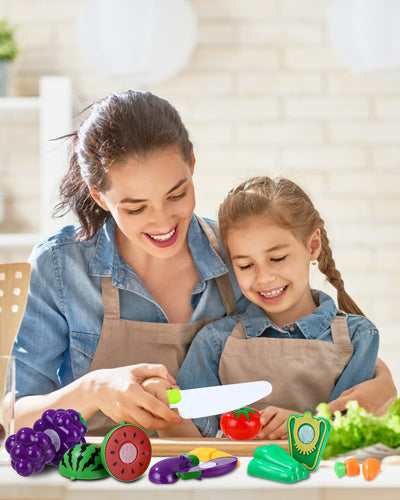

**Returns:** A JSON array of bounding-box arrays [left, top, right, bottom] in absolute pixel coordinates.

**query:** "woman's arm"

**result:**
[[15, 364, 182, 431], [328, 357, 397, 415]]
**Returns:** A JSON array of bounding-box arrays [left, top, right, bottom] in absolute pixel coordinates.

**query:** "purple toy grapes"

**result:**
[[5, 408, 87, 477]]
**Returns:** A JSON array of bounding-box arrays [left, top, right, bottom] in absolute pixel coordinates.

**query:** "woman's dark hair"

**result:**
[[54, 90, 193, 240]]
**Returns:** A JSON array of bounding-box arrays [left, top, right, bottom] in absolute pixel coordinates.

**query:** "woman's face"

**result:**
[[92, 146, 196, 261]]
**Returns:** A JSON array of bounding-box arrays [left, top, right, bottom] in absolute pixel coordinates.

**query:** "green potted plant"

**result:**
[[0, 19, 18, 96]]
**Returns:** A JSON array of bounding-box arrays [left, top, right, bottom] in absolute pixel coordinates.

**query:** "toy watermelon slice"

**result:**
[[101, 422, 151, 482]]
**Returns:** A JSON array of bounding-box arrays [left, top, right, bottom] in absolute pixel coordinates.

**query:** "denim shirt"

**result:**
[[176, 290, 379, 437], [13, 215, 249, 400]]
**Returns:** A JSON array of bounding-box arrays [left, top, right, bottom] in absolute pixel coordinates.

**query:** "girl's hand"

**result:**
[[257, 406, 298, 440], [89, 363, 183, 430], [328, 358, 397, 416]]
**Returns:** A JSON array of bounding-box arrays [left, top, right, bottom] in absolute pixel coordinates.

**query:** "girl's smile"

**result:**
[[259, 285, 288, 303], [227, 216, 321, 328]]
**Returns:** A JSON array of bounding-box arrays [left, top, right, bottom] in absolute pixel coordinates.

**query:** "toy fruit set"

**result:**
[[334, 456, 381, 481], [248, 411, 330, 483], [6, 410, 152, 482]]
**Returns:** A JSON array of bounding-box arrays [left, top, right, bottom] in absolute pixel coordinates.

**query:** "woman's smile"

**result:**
[[145, 224, 179, 247]]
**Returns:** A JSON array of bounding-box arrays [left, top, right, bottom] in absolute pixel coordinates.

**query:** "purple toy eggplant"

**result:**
[[148, 454, 200, 484], [176, 456, 238, 480]]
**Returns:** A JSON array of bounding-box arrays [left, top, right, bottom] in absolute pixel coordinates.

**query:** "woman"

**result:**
[[12, 90, 396, 435]]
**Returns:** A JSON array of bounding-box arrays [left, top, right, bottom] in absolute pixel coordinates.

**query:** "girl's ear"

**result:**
[[309, 228, 321, 261], [89, 186, 110, 212]]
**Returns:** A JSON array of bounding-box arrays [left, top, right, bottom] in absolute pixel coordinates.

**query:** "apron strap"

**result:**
[[195, 216, 238, 316], [230, 318, 246, 339], [101, 277, 120, 319], [100, 217, 238, 320], [330, 313, 352, 344]]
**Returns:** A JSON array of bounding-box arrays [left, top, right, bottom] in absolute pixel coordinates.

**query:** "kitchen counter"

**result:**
[[1, 457, 399, 500]]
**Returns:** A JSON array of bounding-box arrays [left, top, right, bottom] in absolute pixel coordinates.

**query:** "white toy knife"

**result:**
[[167, 381, 272, 419]]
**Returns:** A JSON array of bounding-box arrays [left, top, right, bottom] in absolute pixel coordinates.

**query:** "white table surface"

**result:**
[[1, 457, 399, 500]]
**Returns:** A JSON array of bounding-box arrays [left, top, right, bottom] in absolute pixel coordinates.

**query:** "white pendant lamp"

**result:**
[[328, 0, 400, 77], [77, 0, 197, 84]]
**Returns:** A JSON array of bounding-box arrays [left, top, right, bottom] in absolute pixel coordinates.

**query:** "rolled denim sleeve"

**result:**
[[176, 316, 239, 437], [12, 242, 69, 400], [329, 319, 379, 402]]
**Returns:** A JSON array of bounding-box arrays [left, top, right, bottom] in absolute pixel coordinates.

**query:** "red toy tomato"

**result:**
[[220, 407, 262, 441]]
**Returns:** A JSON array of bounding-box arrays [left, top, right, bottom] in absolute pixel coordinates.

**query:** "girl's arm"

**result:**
[[328, 357, 397, 415], [15, 364, 182, 431]]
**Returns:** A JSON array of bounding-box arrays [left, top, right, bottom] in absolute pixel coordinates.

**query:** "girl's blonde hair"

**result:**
[[218, 176, 364, 316]]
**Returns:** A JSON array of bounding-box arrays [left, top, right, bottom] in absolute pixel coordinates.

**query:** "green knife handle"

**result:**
[[167, 389, 181, 405]]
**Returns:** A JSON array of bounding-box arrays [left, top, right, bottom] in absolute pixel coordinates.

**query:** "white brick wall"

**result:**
[[1, 0, 399, 394]]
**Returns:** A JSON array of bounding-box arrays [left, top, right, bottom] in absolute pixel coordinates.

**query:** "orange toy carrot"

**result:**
[[362, 458, 381, 481], [344, 457, 360, 476], [334, 457, 360, 478]]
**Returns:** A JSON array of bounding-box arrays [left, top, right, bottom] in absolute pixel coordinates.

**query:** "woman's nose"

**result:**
[[150, 204, 173, 228]]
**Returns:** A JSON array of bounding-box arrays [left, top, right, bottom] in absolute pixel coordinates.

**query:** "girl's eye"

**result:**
[[126, 207, 145, 215], [169, 191, 186, 201], [271, 255, 287, 262], [238, 263, 253, 270]]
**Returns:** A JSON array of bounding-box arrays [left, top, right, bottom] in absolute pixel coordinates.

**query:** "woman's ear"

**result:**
[[189, 148, 196, 175], [89, 186, 110, 212], [309, 228, 321, 261]]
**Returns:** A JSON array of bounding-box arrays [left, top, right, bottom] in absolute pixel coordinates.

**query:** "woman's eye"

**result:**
[[169, 192, 186, 201], [271, 255, 287, 262]]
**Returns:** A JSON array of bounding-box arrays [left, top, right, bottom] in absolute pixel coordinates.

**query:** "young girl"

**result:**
[[176, 176, 382, 439]]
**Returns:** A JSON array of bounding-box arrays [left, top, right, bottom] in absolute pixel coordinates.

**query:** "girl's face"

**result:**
[[226, 216, 321, 328], [91, 146, 196, 261]]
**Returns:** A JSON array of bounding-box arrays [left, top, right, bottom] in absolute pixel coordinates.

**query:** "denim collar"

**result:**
[[242, 290, 339, 339], [88, 215, 229, 292]]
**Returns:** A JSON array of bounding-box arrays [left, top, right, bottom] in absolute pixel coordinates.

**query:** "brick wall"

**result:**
[[1, 0, 399, 393]]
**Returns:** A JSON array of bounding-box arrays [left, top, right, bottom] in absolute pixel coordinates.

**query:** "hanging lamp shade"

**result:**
[[77, 0, 197, 84], [328, 0, 400, 76]]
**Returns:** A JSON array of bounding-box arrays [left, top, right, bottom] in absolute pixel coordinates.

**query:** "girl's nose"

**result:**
[[255, 266, 275, 286]]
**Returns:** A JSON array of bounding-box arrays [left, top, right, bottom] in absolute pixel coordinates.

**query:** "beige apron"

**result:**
[[219, 314, 354, 414], [87, 217, 238, 435]]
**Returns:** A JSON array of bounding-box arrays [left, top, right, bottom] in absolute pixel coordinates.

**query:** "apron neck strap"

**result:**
[[100, 217, 239, 320], [101, 277, 120, 319], [195, 215, 238, 316], [330, 313, 351, 344]]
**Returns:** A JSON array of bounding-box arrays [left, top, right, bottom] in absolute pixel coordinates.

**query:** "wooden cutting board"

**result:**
[[87, 436, 289, 457]]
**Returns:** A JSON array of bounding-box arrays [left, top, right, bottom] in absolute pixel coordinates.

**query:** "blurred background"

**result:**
[[0, 0, 399, 393]]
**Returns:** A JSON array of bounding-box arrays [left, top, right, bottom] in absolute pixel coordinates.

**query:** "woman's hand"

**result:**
[[141, 376, 178, 405], [257, 406, 298, 440], [328, 358, 397, 416], [90, 363, 183, 429]]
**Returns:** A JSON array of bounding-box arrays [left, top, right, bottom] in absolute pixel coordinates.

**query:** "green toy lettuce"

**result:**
[[316, 398, 400, 459]]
